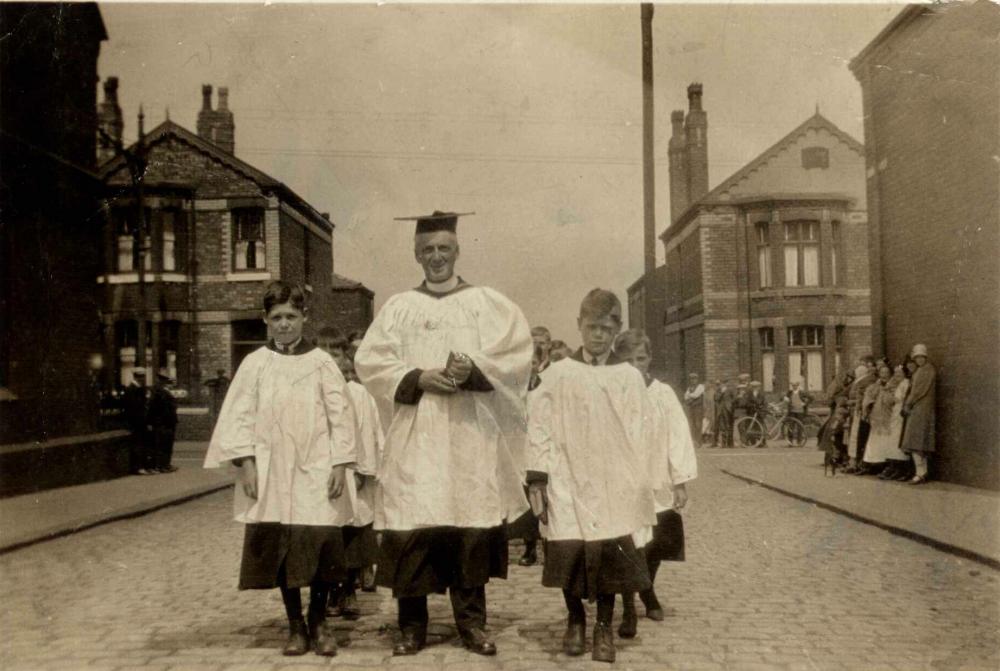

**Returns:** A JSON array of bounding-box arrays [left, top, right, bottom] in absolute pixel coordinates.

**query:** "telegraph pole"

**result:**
[[641, 3, 656, 276], [135, 106, 148, 370]]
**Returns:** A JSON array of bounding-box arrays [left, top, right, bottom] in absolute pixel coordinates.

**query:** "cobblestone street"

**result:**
[[2, 453, 997, 671]]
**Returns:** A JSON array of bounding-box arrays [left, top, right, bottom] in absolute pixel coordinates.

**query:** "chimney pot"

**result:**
[[217, 87, 229, 110], [321, 212, 330, 221], [104, 77, 119, 101], [687, 83, 703, 111], [201, 84, 213, 110]]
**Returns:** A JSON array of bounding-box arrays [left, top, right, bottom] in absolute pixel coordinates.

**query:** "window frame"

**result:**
[[783, 220, 820, 287], [232, 208, 266, 272], [755, 222, 772, 289]]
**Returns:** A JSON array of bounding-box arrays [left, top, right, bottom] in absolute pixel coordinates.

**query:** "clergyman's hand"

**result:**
[[528, 482, 549, 525], [418, 369, 458, 394], [672, 483, 688, 511]]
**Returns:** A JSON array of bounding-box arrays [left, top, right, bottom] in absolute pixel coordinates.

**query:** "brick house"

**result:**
[[850, 1, 1000, 489], [0, 4, 138, 495], [630, 84, 871, 396], [97, 84, 373, 400]]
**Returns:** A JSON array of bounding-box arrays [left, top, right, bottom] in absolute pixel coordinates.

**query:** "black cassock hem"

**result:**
[[644, 509, 686, 564], [542, 535, 651, 600], [238, 523, 347, 590], [376, 525, 509, 598]]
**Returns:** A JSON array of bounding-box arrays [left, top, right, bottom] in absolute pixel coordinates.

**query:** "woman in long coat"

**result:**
[[900, 344, 936, 484]]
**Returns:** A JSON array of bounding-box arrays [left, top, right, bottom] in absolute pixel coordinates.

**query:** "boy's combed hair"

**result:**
[[318, 325, 349, 349], [613, 329, 651, 358], [262, 280, 307, 314], [578, 288, 621, 323], [531, 326, 552, 339]]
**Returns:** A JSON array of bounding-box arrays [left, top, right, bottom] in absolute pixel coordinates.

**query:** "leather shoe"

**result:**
[[310, 619, 338, 657], [518, 552, 537, 567], [282, 619, 310, 656], [562, 620, 586, 656], [392, 629, 426, 656], [645, 606, 665, 621], [459, 627, 497, 656], [618, 608, 637, 639], [592, 623, 615, 663]]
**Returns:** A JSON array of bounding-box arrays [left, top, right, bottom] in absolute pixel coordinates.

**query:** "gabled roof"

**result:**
[[331, 272, 373, 297], [98, 120, 332, 231], [661, 112, 864, 241]]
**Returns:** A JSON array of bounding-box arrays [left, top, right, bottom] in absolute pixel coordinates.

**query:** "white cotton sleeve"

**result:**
[[322, 361, 357, 468], [204, 352, 261, 468]]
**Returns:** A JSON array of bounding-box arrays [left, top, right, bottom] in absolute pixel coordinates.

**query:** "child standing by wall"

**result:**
[[205, 282, 356, 657]]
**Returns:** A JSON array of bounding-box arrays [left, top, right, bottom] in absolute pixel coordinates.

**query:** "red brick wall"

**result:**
[[854, 2, 1000, 489]]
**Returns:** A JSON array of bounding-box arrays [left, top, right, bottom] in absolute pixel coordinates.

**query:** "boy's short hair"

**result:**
[[531, 326, 552, 339], [578, 288, 622, 324], [317, 325, 349, 350], [262, 281, 307, 314], [612, 329, 650, 358]]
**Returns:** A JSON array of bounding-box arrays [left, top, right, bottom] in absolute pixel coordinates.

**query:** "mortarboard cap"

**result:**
[[394, 210, 474, 235]]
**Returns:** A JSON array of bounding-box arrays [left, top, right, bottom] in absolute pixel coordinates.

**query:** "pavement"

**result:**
[[0, 442, 998, 670], [0, 442, 234, 553]]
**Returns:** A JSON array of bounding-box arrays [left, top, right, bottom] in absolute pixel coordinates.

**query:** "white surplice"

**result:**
[[345, 379, 384, 527], [526, 358, 661, 542], [203, 346, 357, 526], [355, 284, 533, 531], [649, 379, 698, 512]]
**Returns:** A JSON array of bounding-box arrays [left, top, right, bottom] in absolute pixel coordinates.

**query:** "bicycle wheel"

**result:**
[[736, 416, 764, 448], [781, 416, 806, 447]]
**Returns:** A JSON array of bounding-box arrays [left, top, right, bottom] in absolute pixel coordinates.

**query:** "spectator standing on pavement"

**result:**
[[868, 364, 912, 481], [123, 368, 151, 474], [549, 339, 573, 363], [532, 326, 553, 374], [204, 281, 356, 658], [202, 369, 230, 425], [317, 326, 381, 621], [743, 381, 770, 448], [683, 373, 705, 447], [147, 371, 179, 474], [702, 380, 716, 445], [613, 330, 695, 640], [713, 379, 735, 448], [355, 211, 533, 658], [732, 373, 752, 440], [781, 381, 812, 446], [843, 357, 877, 474], [900, 344, 937, 485], [525, 289, 659, 664]]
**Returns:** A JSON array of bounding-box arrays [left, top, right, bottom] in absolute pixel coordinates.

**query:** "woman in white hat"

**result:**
[[899, 344, 936, 484]]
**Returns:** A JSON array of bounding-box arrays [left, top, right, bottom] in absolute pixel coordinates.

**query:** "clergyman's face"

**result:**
[[415, 231, 459, 284], [577, 313, 621, 357], [264, 302, 306, 345]]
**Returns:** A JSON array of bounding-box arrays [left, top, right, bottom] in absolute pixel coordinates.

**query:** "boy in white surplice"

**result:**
[[204, 281, 356, 658], [526, 289, 662, 664]]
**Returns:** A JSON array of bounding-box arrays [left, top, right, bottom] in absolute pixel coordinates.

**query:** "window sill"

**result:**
[[751, 287, 846, 299], [225, 271, 272, 282], [97, 273, 190, 284]]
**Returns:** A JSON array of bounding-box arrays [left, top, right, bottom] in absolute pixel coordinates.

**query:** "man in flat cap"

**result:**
[[355, 211, 532, 657], [123, 367, 151, 474]]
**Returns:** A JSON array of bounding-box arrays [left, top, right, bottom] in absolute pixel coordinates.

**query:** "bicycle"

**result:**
[[735, 402, 807, 448]]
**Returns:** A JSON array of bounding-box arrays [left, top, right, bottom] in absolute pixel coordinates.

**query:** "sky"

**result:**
[[98, 2, 901, 342]]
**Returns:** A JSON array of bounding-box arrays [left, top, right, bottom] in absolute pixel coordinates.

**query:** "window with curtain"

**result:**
[[788, 325, 824, 391], [233, 208, 266, 271], [783, 221, 819, 287], [760, 327, 775, 392], [756, 222, 771, 288], [162, 211, 176, 272]]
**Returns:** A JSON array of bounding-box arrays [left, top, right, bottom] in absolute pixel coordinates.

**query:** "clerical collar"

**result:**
[[415, 276, 473, 299], [267, 338, 315, 356]]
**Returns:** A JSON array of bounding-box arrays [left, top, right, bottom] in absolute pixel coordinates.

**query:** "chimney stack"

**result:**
[[684, 83, 709, 203], [97, 77, 124, 164], [196, 84, 235, 155], [668, 109, 689, 224]]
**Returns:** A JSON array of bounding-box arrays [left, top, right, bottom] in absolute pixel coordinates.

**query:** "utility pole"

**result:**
[[641, 3, 656, 276]]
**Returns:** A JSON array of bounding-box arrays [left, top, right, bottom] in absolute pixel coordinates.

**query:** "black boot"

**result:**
[[592, 623, 615, 663], [309, 616, 338, 657], [518, 539, 538, 567], [282, 619, 310, 656], [639, 588, 664, 621], [618, 592, 638, 639]]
